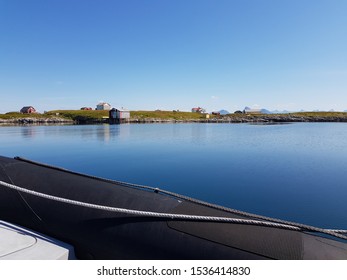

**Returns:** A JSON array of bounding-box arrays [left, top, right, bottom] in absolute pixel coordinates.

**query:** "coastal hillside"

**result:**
[[2, 110, 347, 124]]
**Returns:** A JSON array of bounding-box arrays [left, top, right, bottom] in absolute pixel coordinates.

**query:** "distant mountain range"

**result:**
[[210, 109, 230, 115], [243, 107, 273, 114], [218, 109, 230, 115], [214, 108, 347, 115], [243, 107, 347, 114]]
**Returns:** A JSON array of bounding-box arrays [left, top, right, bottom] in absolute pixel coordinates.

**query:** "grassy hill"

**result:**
[[130, 110, 205, 120], [287, 111, 347, 118], [2, 110, 347, 123], [46, 110, 109, 121], [45, 110, 205, 121]]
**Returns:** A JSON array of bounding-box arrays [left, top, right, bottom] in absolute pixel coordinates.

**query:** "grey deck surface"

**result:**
[[0, 220, 75, 260]]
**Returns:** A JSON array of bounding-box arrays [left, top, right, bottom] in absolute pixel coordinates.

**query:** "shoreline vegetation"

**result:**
[[2, 110, 347, 125]]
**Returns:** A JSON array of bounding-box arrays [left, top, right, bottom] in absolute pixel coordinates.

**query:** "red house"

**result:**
[[191, 107, 206, 113], [20, 106, 36, 114]]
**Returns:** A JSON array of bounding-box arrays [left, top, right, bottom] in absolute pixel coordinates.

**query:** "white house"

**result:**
[[96, 102, 112, 110]]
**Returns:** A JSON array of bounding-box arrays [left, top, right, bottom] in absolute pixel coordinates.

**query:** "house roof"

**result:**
[[111, 108, 129, 112], [21, 106, 35, 110]]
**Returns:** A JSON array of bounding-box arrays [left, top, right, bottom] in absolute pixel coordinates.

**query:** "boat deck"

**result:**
[[0, 220, 75, 260]]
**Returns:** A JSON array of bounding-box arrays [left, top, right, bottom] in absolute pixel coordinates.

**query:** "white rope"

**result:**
[[326, 229, 347, 234], [15, 156, 347, 238], [1, 179, 346, 239], [0, 179, 300, 230]]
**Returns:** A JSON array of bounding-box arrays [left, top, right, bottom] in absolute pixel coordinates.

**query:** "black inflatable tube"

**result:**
[[0, 156, 346, 259]]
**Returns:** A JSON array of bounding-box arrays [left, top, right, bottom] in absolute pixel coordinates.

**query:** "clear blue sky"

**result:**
[[1, 0, 346, 113]]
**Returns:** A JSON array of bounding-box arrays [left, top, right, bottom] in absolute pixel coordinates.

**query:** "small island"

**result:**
[[2, 109, 347, 125]]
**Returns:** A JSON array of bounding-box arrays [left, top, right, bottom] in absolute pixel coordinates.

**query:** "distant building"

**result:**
[[243, 107, 262, 114], [191, 107, 206, 113], [109, 108, 130, 124], [20, 106, 36, 114], [80, 107, 93, 110], [96, 102, 112, 110]]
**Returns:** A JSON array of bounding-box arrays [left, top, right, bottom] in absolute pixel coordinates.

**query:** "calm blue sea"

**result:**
[[1, 123, 347, 230]]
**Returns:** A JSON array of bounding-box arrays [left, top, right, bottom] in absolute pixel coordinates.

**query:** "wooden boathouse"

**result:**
[[109, 108, 130, 124]]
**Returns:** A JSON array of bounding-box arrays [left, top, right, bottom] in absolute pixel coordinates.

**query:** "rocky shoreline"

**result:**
[[2, 114, 347, 125], [0, 117, 74, 125]]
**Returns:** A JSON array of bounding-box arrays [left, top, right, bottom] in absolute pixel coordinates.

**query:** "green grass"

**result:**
[[1, 110, 206, 121], [288, 111, 347, 117], [46, 110, 109, 121], [0, 112, 52, 119], [0, 110, 109, 121], [2, 110, 347, 121], [130, 110, 206, 120]]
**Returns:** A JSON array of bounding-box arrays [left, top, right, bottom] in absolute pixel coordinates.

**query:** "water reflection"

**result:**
[[92, 124, 130, 142], [21, 126, 37, 138], [15, 124, 132, 143], [96, 125, 121, 142], [2, 122, 347, 229], [190, 123, 207, 145]]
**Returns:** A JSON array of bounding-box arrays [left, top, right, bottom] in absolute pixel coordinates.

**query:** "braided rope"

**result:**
[[0, 179, 301, 231], [9, 157, 347, 240]]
